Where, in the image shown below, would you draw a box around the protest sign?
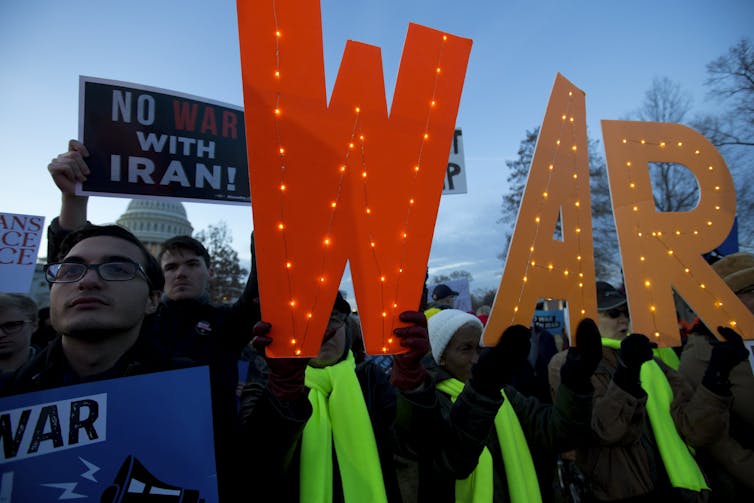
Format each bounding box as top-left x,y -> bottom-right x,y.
237,0 -> 472,356
0,367 -> 217,502
443,129 -> 467,195
78,76 -> 249,204
0,212 -> 44,293
485,73 -> 753,347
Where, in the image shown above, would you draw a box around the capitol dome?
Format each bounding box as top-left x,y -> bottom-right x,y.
116,199 -> 194,256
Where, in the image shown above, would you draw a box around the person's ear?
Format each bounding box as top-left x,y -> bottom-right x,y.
145,291 -> 161,314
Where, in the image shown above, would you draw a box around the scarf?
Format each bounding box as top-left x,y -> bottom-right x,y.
437,378 -> 542,503
301,350 -> 387,503
601,338 -> 708,492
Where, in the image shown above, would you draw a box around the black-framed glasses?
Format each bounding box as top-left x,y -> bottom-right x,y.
0,320 -> 31,335
44,261 -> 151,287
603,307 -> 629,319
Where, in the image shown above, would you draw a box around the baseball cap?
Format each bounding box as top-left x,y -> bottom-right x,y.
432,284 -> 459,301
595,281 -> 627,310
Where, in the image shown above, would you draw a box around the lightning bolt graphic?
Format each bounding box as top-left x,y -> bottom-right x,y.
41,483 -> 86,500
78,457 -> 100,482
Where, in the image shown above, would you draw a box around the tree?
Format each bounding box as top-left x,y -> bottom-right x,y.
695,38 -> 754,149
694,38 -> 754,248
499,127 -> 621,282
430,270 -> 474,285
195,222 -> 248,304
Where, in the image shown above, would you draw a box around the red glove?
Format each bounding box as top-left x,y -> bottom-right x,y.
250,321 -> 309,401
390,311 -> 430,390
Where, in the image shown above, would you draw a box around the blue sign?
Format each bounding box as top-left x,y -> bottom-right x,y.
0,367 -> 217,502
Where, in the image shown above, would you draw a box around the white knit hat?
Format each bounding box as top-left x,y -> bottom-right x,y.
427,309 -> 483,364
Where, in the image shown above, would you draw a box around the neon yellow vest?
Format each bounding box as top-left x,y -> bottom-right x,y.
601,338 -> 708,492
302,351 -> 387,503
437,378 -> 542,503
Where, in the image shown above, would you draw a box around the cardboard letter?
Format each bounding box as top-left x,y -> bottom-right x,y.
602,121 -> 754,345
237,0 -> 471,356
484,74 -> 597,346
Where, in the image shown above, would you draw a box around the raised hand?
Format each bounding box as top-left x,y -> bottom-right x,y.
560,318 -> 603,392
391,311 -> 430,390
470,324 -> 531,397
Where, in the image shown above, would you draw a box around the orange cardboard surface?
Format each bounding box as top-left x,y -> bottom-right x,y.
237,0 -> 471,356
602,121 -> 754,346
484,74 -> 597,346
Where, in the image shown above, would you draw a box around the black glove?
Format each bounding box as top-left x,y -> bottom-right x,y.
612,333 -> 656,397
703,326 -> 750,395
248,321 -> 309,401
390,311 -> 430,390
560,318 -> 603,393
470,324 -> 531,398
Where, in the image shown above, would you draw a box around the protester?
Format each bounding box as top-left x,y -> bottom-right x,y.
679,252 -> 754,501
548,280 -> 731,502
424,283 -> 459,318
46,139 -> 261,500
391,308 -> 600,502
240,291 -> 413,502
0,293 -> 39,373
0,224 -> 176,394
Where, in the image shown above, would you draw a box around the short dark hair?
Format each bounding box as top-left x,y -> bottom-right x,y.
0,293 -> 38,322
57,224 -> 164,291
158,235 -> 211,268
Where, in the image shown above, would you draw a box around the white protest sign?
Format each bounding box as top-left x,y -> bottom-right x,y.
0,212 -> 45,293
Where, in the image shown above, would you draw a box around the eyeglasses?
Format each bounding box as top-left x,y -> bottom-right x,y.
0,320 -> 31,335
44,261 -> 151,287
602,307 -> 629,319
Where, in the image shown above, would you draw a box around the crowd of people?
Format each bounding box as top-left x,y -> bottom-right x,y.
0,140 -> 752,502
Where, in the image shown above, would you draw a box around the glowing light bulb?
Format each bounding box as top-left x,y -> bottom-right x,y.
277,223 -> 285,230
286,261 -> 292,269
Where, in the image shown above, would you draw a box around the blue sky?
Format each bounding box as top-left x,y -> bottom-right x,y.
2,0 -> 753,304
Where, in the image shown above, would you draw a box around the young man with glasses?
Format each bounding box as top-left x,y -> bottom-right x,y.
0,294 -> 39,373
46,140 -> 260,499
0,224 -> 176,393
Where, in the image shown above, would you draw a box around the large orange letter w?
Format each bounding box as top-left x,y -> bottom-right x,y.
237,0 -> 472,356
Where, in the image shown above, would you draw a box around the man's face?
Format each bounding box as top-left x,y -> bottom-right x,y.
160,249 -> 211,301
596,304 -> 630,341
440,324 -> 481,382
50,236 -> 156,338
0,306 -> 36,358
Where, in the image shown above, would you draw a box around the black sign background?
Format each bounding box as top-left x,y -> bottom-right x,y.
80,77 -> 250,204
